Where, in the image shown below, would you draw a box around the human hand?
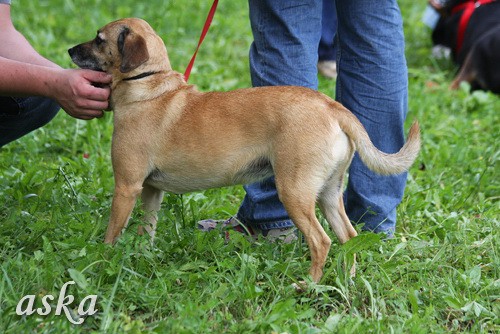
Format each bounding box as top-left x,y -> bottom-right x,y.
53,69 -> 112,120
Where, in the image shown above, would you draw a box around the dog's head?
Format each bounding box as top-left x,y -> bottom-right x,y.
69,18 -> 171,76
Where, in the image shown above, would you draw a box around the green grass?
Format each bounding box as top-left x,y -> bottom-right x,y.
1,0 -> 499,332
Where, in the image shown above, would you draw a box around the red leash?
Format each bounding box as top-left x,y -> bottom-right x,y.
184,0 -> 219,82
452,0 -> 495,53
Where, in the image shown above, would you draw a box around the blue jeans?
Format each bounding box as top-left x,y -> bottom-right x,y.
318,0 -> 337,62
0,96 -> 60,147
239,0 -> 408,236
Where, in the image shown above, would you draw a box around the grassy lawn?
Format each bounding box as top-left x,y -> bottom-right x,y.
1,0 -> 498,332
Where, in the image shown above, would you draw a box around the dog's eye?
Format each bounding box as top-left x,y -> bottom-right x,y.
94,36 -> 105,46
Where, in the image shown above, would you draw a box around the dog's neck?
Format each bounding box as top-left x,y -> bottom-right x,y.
110,70 -> 192,109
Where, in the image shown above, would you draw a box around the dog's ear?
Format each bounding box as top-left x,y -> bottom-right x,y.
117,27 -> 150,73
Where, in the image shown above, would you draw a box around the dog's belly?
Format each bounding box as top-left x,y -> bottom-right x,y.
144,157 -> 274,194
144,170 -> 226,194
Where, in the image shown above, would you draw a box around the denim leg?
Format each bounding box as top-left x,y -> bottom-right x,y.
318,0 -> 337,62
0,96 -> 60,147
239,0 -> 322,230
335,0 -> 409,235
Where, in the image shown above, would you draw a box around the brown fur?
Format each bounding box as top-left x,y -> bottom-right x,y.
69,18 -> 421,283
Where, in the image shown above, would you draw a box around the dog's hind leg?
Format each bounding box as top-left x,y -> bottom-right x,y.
288,200 -> 331,283
275,178 -> 332,282
318,176 -> 358,276
138,184 -> 164,241
318,182 -> 357,244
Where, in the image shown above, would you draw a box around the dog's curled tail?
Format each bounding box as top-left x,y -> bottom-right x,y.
336,104 -> 421,176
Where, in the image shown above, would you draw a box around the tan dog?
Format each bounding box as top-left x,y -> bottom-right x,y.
69,18 -> 420,283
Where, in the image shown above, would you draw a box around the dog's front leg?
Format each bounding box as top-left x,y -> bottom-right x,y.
138,183 -> 164,241
104,183 -> 143,244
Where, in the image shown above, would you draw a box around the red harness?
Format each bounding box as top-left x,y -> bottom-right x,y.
451,0 -> 496,53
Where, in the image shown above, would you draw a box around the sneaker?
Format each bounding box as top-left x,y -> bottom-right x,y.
197,217 -> 298,244
317,60 -> 337,79
259,226 -> 298,243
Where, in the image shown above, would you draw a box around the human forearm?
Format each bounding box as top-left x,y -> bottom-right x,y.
0,57 -> 62,97
0,56 -> 113,120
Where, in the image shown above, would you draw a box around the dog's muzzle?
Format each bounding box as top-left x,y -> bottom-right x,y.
68,45 -> 104,72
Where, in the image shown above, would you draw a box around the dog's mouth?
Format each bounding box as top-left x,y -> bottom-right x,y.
75,62 -> 105,72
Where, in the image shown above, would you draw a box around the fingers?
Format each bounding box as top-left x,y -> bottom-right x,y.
80,96 -> 109,111
74,95 -> 109,119
65,85 -> 109,119
72,109 -> 104,120
64,100 -> 105,119
79,71 -> 111,112
82,70 -> 112,84
56,69 -> 112,120
85,84 -> 111,102
62,91 -> 108,120
79,70 -> 111,101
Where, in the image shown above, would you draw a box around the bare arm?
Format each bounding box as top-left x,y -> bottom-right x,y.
0,4 -> 112,120
0,4 -> 59,68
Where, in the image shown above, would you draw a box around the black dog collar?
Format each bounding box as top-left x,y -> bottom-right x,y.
123,71 -> 159,81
